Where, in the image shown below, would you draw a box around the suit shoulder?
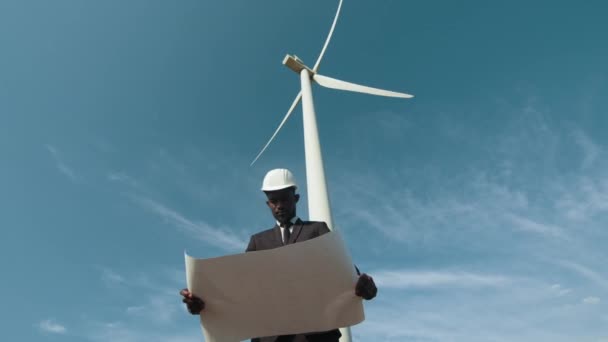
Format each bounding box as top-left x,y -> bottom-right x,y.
299,220 -> 330,234
298,220 -> 327,226
250,226 -> 277,239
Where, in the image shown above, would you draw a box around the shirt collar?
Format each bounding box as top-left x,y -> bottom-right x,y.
277,216 -> 299,229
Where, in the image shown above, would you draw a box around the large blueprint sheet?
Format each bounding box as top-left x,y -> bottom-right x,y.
185,232 -> 364,342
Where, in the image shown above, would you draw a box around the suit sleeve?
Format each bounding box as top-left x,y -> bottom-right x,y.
317,221 -> 331,236
245,236 -> 257,252
306,329 -> 342,341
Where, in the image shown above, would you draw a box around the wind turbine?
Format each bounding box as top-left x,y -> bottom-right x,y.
251,1 -> 412,340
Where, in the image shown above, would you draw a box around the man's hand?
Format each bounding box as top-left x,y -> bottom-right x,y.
180,288 -> 205,315
355,273 -> 377,300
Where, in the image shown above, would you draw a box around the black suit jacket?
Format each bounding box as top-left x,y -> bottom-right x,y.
246,219 -> 342,342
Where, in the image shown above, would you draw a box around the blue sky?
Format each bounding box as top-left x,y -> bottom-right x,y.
1,0 -> 607,341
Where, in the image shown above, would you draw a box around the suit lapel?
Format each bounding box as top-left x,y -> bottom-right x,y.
272,225 -> 284,247
288,219 -> 304,244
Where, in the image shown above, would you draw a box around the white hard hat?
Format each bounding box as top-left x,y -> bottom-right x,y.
261,168 -> 298,192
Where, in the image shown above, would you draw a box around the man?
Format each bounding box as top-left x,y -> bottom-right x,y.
181,168 -> 377,342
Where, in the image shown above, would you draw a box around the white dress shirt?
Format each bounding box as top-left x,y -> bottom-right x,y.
278,216 -> 299,244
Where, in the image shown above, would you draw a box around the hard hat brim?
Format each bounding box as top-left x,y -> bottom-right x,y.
261,184 -> 297,192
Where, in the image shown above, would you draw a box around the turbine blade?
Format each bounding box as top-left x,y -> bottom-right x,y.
313,74 -> 414,99
312,0 -> 344,72
250,92 -> 303,166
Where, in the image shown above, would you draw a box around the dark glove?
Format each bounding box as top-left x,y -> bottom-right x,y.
355,273 -> 377,300
180,288 -> 205,314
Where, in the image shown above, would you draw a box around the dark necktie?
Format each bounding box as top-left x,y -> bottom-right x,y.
283,226 -> 291,244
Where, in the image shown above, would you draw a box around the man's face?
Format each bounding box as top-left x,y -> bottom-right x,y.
265,187 -> 299,225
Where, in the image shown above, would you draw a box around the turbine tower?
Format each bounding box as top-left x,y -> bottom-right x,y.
252,1 -> 413,340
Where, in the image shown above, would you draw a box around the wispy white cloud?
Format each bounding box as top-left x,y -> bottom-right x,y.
354,274 -> 606,342
108,172 -> 140,188
335,169 -> 567,246
150,147 -> 260,207
45,144 -> 78,181
573,129 -> 601,169
98,267 -> 184,323
558,260 -> 608,289
125,306 -> 145,314
106,162 -> 251,253
506,213 -> 567,239
583,296 -> 601,305
336,100 -> 608,256
101,268 -> 127,287
372,269 -> 510,289
130,195 -> 247,252
39,319 -> 67,334
550,284 -> 572,296
83,268 -> 201,342
556,176 -> 608,221
124,295 -> 181,324
98,266 -> 184,296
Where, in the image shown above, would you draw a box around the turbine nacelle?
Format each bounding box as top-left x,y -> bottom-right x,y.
283,54 -> 314,76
